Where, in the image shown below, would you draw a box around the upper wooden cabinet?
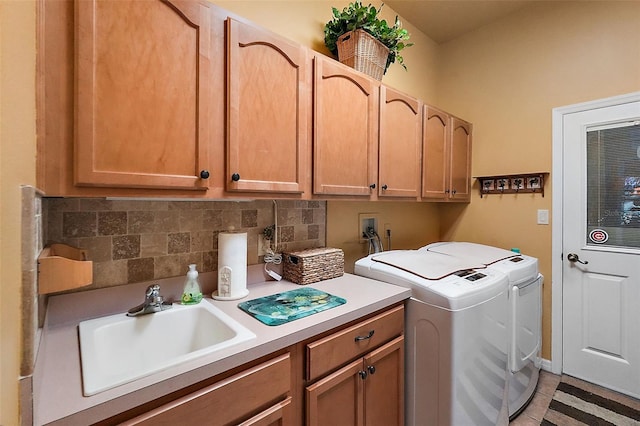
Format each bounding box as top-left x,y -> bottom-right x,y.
74,0 -> 213,190
225,18 -> 309,194
422,106 -> 449,200
378,86 -> 422,199
422,106 -> 472,202
449,117 -> 472,202
313,56 -> 379,197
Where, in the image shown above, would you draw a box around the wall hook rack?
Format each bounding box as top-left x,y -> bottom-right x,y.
475,172 -> 548,198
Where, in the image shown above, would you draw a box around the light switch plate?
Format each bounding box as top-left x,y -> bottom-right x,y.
537,209 -> 549,225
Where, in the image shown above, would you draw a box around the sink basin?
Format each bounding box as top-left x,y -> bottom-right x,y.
78,302 -> 256,396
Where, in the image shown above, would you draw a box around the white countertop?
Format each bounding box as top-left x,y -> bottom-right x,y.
33,272 -> 409,425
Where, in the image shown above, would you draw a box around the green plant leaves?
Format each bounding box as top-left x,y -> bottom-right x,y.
324,1 -> 413,73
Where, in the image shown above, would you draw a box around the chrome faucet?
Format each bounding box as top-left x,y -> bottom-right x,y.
127,284 -> 173,317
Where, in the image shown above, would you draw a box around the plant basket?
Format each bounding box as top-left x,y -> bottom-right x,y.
336,29 -> 389,80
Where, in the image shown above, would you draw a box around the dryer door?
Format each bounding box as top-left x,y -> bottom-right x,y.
510,275 -> 543,372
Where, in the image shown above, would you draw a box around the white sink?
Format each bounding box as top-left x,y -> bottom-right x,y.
78,302 -> 255,396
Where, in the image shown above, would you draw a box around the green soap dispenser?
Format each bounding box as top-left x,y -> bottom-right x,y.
181,264 -> 203,305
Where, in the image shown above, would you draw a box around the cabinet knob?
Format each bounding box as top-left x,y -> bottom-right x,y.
231,173 -> 241,182
367,365 -> 376,375
199,170 -> 210,179
451,189 -> 457,195
381,184 -> 388,190
358,370 -> 368,380
445,189 -> 450,194
369,183 -> 376,190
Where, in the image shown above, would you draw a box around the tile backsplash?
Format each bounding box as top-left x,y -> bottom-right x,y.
43,198 -> 326,290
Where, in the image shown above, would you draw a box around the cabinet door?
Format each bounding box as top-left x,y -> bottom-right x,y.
378,86 -> 422,199
449,117 -> 472,202
239,396 -> 293,426
313,56 -> 379,196
226,18 -> 308,193
421,105 -> 449,200
306,358 -> 364,426
75,0 -> 212,190
363,336 -> 405,426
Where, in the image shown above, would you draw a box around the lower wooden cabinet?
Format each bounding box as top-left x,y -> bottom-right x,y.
122,354 -> 291,426
306,336 -> 404,426
305,305 -> 405,426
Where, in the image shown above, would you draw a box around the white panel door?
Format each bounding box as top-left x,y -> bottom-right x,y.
562,99 -> 640,399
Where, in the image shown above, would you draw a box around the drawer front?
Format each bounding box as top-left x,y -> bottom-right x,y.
306,305 -> 404,382
123,353 -> 290,426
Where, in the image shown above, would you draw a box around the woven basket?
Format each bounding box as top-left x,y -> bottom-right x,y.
283,247 -> 344,285
336,29 -> 389,81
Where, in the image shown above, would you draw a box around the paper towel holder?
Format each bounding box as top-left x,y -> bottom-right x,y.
212,266 -> 249,301
212,231 -> 250,301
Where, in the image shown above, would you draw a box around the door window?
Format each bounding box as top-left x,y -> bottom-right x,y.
586,121 -> 640,249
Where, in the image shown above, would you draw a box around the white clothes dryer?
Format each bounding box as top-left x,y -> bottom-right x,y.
421,242 -> 543,419
355,250 -> 511,426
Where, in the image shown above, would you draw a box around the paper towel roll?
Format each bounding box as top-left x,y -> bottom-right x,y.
216,232 -> 248,300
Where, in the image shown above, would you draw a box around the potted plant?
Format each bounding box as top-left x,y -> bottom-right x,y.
324,2 -> 413,79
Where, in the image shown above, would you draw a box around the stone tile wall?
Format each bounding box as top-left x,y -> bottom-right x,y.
43,198 -> 326,289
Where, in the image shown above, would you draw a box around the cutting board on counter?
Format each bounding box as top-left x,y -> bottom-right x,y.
238,287 -> 346,326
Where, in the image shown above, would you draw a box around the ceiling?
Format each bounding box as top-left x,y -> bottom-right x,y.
383,1 -> 534,44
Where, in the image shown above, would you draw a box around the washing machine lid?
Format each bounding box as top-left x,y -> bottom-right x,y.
421,242 -> 539,287
421,242 -> 518,264
355,250 -> 509,310
370,250 -> 484,280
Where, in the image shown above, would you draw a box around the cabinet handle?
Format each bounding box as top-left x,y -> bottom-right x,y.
199,170 -> 210,179
381,184 -> 388,190
369,183 -> 376,190
367,365 -> 376,375
231,173 -> 241,182
358,370 -> 368,380
354,330 -> 375,341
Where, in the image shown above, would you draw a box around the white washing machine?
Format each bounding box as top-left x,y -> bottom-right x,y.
421,242 -> 542,419
355,250 -> 510,426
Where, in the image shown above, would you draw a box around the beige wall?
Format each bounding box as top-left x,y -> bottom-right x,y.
437,1 -> 640,359
1,0 -> 37,424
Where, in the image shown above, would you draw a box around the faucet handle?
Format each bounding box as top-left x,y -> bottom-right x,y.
145,284 -> 160,296
144,284 -> 162,303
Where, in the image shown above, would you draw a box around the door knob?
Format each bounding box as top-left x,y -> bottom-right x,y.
567,253 -> 588,264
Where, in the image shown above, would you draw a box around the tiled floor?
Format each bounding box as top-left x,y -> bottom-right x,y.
509,370 -> 561,425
